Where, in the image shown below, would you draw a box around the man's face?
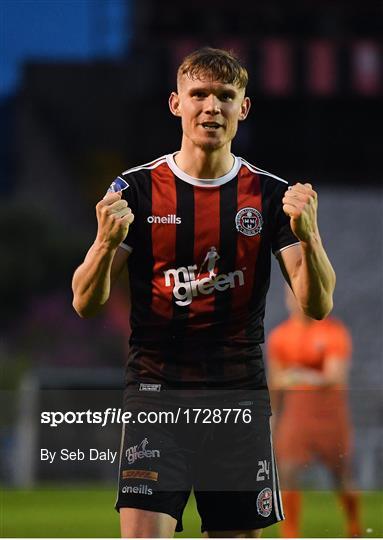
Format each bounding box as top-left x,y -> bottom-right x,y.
169,73 -> 251,152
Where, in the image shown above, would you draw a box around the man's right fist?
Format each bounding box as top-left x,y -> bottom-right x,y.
95,191 -> 134,250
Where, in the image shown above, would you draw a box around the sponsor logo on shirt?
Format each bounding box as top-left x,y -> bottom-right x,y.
164,247 -> 245,307
147,214 -> 181,224
125,438 -> 160,465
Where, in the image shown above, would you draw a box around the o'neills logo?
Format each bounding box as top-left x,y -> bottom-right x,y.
121,484 -> 153,495
147,214 -> 181,224
164,247 -> 245,307
125,438 -> 160,465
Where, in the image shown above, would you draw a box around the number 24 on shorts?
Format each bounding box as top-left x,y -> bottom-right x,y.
256,460 -> 271,481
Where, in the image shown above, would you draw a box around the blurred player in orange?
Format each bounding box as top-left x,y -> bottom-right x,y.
267,285 -> 362,538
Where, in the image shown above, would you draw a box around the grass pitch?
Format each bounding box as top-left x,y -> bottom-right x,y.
1,487 -> 382,537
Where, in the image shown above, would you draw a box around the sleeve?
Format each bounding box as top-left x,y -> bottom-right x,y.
325,319 -> 352,361
270,182 -> 300,257
105,173 -> 139,253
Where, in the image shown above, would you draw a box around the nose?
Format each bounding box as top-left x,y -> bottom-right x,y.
204,94 -> 221,114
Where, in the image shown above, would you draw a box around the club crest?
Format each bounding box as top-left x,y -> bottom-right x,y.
235,207 -> 263,237
256,487 -> 273,517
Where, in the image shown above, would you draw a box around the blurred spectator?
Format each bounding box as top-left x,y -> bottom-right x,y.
267,285 -> 361,538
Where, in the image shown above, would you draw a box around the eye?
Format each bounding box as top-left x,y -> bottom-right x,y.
220,93 -> 234,102
192,91 -> 206,99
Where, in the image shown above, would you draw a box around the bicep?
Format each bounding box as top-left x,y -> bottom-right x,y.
277,243 -> 302,288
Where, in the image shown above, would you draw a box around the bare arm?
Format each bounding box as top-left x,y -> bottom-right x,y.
72,245 -> 129,317
270,356 -> 349,388
72,191 -> 134,318
279,183 -> 336,319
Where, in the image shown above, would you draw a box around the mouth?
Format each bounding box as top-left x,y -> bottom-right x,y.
200,122 -> 222,131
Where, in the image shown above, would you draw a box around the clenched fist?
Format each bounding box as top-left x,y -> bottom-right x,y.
283,182 -> 318,243
95,191 -> 134,250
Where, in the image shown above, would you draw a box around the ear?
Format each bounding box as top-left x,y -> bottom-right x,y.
238,96 -> 251,121
169,92 -> 181,117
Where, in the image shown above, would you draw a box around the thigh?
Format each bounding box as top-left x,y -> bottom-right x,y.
115,396 -> 191,532
194,412 -> 284,532
203,528 -> 262,538
315,421 -> 352,474
120,507 -> 177,538
275,414 -> 313,468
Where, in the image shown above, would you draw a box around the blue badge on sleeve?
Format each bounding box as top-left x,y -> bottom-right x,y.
107,176 -> 129,193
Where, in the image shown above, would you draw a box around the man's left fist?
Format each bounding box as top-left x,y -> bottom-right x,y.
282,182 -> 318,243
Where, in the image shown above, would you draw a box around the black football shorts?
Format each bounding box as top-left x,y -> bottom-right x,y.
115,389 -> 284,532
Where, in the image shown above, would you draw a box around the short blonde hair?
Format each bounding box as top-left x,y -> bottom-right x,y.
177,47 -> 248,90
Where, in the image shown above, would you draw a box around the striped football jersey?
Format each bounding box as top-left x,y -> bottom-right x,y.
109,153 -> 299,389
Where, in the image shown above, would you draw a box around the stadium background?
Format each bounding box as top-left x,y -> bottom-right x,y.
1,0 -> 382,537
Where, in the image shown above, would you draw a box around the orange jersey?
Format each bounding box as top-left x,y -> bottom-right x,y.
267,316 -> 351,374
267,316 -> 352,420
267,317 -> 353,466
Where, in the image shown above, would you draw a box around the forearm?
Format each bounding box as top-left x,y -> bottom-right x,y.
293,232 -> 336,319
281,368 -> 333,387
72,240 -> 117,317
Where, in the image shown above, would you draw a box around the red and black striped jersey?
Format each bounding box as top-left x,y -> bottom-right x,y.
108,153 -> 299,390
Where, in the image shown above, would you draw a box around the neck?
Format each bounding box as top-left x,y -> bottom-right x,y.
175,139 -> 234,179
